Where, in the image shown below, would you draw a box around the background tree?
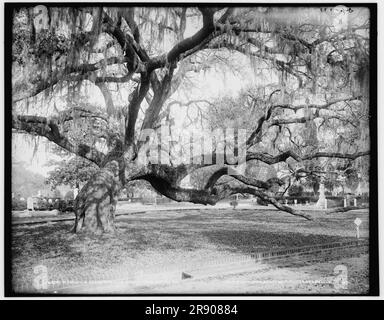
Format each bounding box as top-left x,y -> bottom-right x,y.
46,157 -> 99,189
64,190 -> 74,201
52,189 -> 63,199
11,5 -> 371,233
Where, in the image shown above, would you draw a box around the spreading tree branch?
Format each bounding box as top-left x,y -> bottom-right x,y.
124,73 -> 151,146
12,115 -> 105,165
247,96 -> 362,146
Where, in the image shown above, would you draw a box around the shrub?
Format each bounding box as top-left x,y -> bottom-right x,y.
326,198 -> 344,208
256,198 -> 269,206
12,198 -> 27,211
64,190 -> 74,200
288,185 -> 304,197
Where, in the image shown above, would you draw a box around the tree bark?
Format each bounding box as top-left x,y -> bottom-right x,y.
73,160 -> 122,234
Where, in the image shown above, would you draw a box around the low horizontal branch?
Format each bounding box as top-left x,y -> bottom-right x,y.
12,114 -> 105,165
13,56 -> 130,103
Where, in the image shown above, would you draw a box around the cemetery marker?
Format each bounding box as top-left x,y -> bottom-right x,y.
354,218 -> 362,239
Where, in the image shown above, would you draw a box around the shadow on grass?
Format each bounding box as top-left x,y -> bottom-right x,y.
12,223 -> 75,263
11,209 -> 362,293
201,229 -> 351,256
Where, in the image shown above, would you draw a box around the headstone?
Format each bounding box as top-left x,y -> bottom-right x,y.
294,199 -> 297,206
316,182 -> 327,209
344,198 -> 347,208
354,198 -> 357,207
27,197 -> 34,211
354,218 -> 362,239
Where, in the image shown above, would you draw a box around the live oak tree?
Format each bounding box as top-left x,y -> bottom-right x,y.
11,6 -> 371,233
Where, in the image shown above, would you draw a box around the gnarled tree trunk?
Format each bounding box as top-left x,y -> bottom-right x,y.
73,160 -> 122,234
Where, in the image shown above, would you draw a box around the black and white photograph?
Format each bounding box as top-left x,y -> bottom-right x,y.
3,2 -> 380,298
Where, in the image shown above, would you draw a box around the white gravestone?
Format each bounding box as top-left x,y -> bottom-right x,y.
316,182 -> 327,209
27,197 -> 34,211
354,218 -> 362,239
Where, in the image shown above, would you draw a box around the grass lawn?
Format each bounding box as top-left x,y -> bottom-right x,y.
11,207 -> 369,294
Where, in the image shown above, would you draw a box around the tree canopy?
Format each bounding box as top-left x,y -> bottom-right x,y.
11,5 -> 371,225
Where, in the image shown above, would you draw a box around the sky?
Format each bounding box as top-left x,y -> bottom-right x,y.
12,134 -> 61,176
